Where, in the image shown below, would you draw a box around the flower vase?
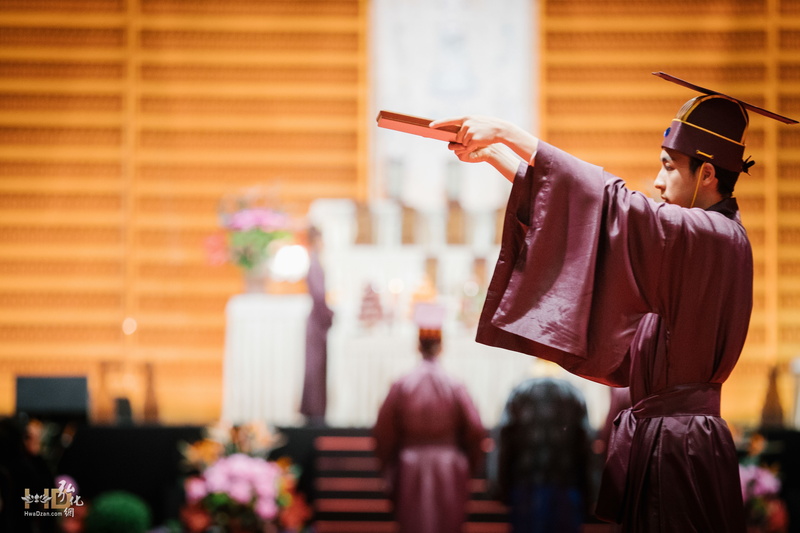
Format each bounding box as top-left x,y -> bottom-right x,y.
242,266 -> 270,294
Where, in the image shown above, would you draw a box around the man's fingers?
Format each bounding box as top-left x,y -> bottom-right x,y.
429,117 -> 465,129
453,146 -> 482,159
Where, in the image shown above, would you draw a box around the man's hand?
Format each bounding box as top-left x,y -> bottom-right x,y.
449,143 -> 497,164
430,116 -> 506,151
430,115 -> 539,182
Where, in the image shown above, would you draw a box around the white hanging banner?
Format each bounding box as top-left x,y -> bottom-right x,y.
370,0 -> 536,213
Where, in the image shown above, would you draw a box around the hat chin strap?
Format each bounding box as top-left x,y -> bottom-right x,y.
689,166 -> 703,208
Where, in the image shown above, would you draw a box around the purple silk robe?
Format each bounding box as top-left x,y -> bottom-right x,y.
477,142 -> 751,532
300,250 -> 333,421
373,359 -> 486,533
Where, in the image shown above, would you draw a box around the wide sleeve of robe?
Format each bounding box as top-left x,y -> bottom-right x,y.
476,141 -> 746,387
454,383 -> 486,473
372,381 -> 402,470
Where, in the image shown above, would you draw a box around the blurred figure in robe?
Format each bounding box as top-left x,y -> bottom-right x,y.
373,303 -> 486,533
488,377 -> 594,533
300,226 -> 334,426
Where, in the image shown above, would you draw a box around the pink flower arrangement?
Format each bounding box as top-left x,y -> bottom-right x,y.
186,454 -> 281,522
180,423 -> 313,533
739,464 -> 788,532
226,208 -> 289,233
205,188 -> 294,272
740,464 -> 781,501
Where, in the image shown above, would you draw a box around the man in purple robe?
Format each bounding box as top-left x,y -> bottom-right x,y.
428,75 -> 797,531
372,303 -> 486,533
300,226 -> 333,426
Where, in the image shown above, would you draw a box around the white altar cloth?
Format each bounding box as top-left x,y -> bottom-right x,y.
222,293 -> 311,426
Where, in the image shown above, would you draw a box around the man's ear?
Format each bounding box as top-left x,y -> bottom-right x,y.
700,162 -> 717,185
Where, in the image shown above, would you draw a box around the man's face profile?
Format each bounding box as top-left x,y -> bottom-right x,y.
654,148 -> 697,207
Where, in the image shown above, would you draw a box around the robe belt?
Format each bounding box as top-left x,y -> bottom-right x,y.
630,381 -> 721,419
594,382 -> 722,523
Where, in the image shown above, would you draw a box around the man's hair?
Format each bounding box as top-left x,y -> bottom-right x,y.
689,157 -> 738,197
419,337 -> 441,358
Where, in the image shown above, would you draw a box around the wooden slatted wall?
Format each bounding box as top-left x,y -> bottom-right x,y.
3,0 -> 799,428
0,0 -> 368,424
540,0 -> 799,425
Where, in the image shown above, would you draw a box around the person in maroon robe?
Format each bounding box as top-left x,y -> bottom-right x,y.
427,74 -> 798,532
372,303 -> 486,533
300,226 -> 334,426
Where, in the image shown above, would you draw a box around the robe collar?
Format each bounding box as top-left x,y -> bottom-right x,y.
705,197 -> 739,220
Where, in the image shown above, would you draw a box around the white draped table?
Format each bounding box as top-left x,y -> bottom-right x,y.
222,293 -> 311,426
325,325 -> 536,427
220,280 -> 611,429
325,324 -> 612,429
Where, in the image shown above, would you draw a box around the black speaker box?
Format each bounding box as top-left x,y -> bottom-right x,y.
15,376 -> 88,423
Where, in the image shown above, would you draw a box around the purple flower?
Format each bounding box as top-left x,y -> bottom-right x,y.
227,209 -> 288,232
204,462 -> 231,494
253,463 -> 280,501
740,464 -> 781,501
184,476 -> 208,503
254,497 -> 278,520
193,451 -> 289,525
227,481 -> 253,505
226,453 -> 256,480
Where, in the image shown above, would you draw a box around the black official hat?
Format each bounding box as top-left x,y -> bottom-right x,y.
654,71 -> 798,174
